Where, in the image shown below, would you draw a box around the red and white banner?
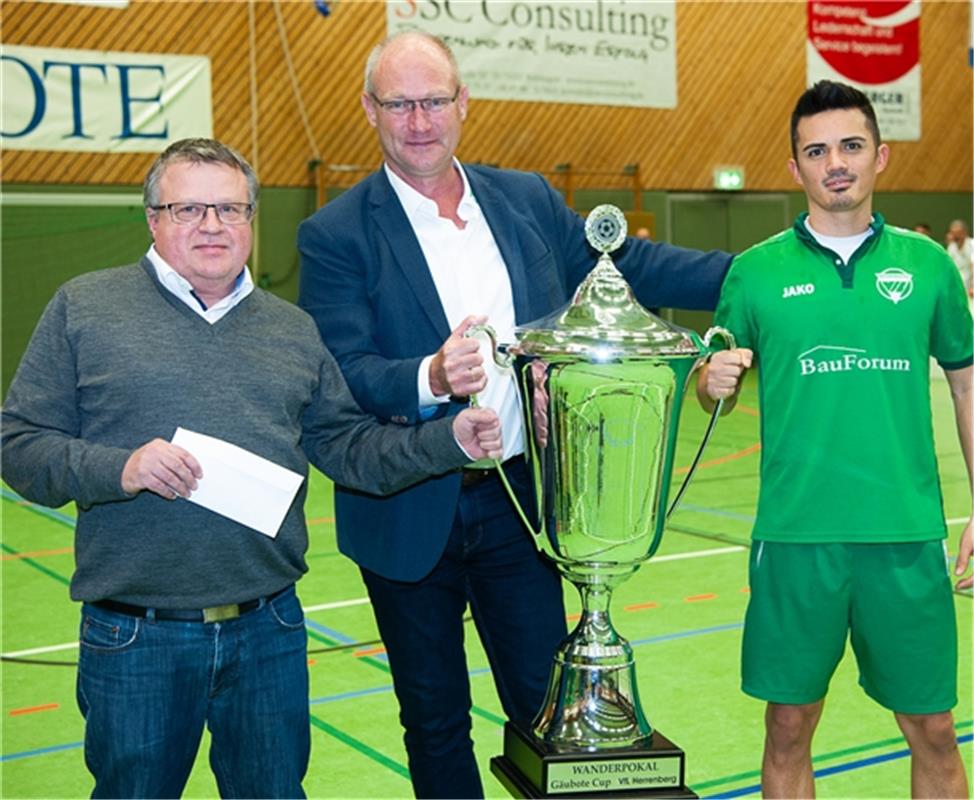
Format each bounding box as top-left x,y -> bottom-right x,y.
807,1 -> 921,141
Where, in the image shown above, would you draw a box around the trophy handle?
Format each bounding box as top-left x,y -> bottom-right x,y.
665,326 -> 738,518
463,324 -> 513,412
462,325 -> 544,541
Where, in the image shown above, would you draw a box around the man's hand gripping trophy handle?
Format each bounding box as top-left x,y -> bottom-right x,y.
666,326 -> 738,516
429,315 -> 505,461
461,322 -> 544,542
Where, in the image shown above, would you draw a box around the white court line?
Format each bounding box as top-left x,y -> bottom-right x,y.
652,545 -> 746,562
303,597 -> 371,613
303,549 -> 747,613
946,517 -> 969,525
0,548 -> 747,658
2,641 -> 78,658
0,603 -> 374,659
16,534 -> 974,659
1,599 -> 372,658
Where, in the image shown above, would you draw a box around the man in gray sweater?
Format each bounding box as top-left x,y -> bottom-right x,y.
1,138 -> 502,799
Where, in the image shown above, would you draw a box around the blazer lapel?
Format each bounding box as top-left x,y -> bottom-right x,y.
368,172 -> 452,341
466,168 -> 533,324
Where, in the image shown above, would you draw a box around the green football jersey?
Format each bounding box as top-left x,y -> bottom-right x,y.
715,213 -> 973,543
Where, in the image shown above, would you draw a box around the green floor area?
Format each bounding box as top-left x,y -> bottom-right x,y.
2,373 -> 971,798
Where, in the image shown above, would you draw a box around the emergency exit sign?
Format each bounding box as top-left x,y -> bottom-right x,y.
713,166 -> 745,191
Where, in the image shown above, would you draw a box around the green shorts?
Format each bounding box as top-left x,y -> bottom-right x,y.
742,540 -> 958,714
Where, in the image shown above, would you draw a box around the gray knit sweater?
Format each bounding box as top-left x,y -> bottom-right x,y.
1,260 -> 469,606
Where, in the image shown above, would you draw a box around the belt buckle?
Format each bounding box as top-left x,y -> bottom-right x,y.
203,604 -> 240,623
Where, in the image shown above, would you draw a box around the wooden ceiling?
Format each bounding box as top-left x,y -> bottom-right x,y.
2,0 -> 970,192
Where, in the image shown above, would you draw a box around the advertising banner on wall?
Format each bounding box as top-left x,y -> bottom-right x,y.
386,0 -> 677,108
807,0 -> 921,141
1,45 -> 212,152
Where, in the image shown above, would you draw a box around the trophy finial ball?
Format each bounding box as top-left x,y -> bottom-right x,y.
585,205 -> 627,255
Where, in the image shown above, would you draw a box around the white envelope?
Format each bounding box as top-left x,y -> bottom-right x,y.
171,427 -> 305,538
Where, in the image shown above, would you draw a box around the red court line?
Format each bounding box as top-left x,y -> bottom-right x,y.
737,404 -> 760,417
354,646 -> 386,658
740,587 -> 751,594
9,703 -> 59,716
675,442 -> 761,475
624,602 -> 660,612
306,517 -> 335,525
566,613 -> 581,622
685,593 -> 717,603
1,547 -> 74,561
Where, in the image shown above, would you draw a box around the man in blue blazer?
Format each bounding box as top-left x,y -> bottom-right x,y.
298,31 -> 732,799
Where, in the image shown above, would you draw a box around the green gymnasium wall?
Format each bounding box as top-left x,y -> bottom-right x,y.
2,186 -> 971,397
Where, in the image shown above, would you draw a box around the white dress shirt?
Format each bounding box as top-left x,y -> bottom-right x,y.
147,245 -> 254,324
385,162 -> 524,461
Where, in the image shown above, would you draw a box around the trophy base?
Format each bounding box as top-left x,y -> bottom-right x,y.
490,721 -> 697,798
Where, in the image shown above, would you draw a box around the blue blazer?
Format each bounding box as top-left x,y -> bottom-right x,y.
298,165 -> 731,581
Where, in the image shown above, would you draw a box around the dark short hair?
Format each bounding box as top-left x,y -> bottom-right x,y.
790,81 -> 881,159
143,138 -> 259,208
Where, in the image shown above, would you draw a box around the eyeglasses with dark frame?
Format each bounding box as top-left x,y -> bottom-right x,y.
150,202 -> 255,225
368,88 -> 460,116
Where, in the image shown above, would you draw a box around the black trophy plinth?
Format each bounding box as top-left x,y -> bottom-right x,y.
490,722 -> 698,798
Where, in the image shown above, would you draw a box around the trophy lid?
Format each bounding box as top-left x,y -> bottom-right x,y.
509,206 -> 703,360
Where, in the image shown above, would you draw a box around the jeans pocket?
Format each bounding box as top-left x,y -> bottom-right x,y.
267,590 -> 305,630
80,608 -> 141,652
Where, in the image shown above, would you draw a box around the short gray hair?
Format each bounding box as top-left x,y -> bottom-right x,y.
363,30 -> 461,96
143,138 -> 259,208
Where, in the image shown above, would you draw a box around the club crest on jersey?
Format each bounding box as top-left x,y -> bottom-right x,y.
782,283 -> 815,299
875,268 -> 913,304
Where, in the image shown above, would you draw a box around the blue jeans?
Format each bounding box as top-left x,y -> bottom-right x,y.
362,461 -> 567,799
76,586 -> 309,799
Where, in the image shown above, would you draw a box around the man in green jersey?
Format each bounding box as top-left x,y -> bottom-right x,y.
698,81 -> 973,798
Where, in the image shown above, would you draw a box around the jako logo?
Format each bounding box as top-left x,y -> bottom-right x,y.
797,345 -> 911,376
783,283 -> 815,299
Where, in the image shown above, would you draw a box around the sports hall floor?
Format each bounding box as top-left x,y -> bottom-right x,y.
2,370 -> 971,799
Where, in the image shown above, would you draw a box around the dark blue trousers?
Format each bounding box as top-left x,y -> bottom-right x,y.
361,461 -> 567,799
77,586 -> 309,799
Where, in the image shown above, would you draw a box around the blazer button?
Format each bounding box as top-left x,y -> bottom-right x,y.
391,415 -> 409,425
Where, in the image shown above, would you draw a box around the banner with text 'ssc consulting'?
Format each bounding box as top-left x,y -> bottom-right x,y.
387,0 -> 677,108
1,45 -> 212,152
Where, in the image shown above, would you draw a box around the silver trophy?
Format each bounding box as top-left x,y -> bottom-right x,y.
470,205 -> 733,797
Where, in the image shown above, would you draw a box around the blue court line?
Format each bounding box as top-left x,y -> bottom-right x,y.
310,684 -> 394,705
1,741 -> 82,762
305,617 -> 391,663
1,487 -> 76,528
305,623 -> 743,707
310,668 -> 492,706
632,621 -> 743,647
5,488 -> 968,776
703,733 -> 973,798
304,617 -> 357,645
